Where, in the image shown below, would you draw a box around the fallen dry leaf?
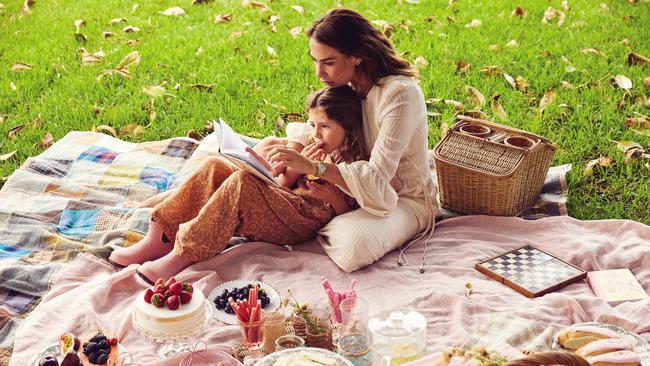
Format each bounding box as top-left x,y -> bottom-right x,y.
40,132 -> 54,149
426,98 -> 465,110
74,19 -> 85,32
161,7 -> 185,16
103,31 -> 116,38
488,44 -> 500,51
256,110 -> 266,127
625,116 -> 650,128
372,20 -> 393,37
583,156 -> 613,177
266,46 -> 277,57
542,7 -> 565,26
8,124 -> 25,139
117,51 -> 141,69
11,62 -> 32,71
644,77 -> 650,88
214,13 -> 232,23
192,0 -> 213,4
465,19 -> 482,28
291,5 -> 304,14
20,0 -> 34,16
0,150 -> 18,162
613,139 -> 646,164
414,56 -> 429,69
187,129 -> 203,140
491,95 -> 508,119
123,25 -> 140,33
289,26 -> 303,38
511,6 -> 527,17
481,65 -> 503,76
94,125 -> 117,137
463,110 -> 488,119
143,85 -> 165,97
275,116 -> 285,131
581,48 -> 607,57
560,80 -> 573,89
628,52 -> 650,66
126,39 -> 138,46
120,123 -> 146,139
79,48 -> 105,65
243,0 -> 270,11
195,47 -> 204,56
110,18 -> 127,24
611,75 -> 633,90
506,39 -> 519,47
515,76 -> 529,92
189,83 -> 214,91
539,89 -> 556,112
561,0 -> 571,11
446,16 -> 458,24
503,73 -> 516,88
455,59 -> 470,73
10,82 -> 17,91
465,85 -> 485,109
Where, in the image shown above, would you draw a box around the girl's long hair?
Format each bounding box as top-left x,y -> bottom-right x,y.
306,85 -> 368,163
307,8 -> 416,85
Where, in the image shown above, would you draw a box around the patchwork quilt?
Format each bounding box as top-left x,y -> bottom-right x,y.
0,130 -> 568,363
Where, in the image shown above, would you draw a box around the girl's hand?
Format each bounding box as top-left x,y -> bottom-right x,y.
246,146 -> 283,176
268,145 -> 320,175
300,141 -> 325,161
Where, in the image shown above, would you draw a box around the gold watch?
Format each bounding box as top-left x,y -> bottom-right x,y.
314,161 -> 328,178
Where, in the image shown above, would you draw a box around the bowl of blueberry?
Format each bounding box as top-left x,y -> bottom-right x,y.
207,280 -> 281,325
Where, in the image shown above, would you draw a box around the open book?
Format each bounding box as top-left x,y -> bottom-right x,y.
216,118 -> 280,187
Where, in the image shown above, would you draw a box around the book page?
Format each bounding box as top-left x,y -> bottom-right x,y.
217,118 -> 279,187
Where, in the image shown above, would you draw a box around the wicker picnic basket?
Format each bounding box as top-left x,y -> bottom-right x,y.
433,115 -> 556,216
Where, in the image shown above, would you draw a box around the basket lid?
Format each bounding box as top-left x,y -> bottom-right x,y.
435,131 -> 526,175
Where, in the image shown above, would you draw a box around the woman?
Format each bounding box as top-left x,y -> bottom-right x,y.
267,8 -> 438,272
109,85 -> 366,283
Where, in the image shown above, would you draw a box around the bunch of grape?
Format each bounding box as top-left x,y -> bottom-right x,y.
213,284 -> 271,313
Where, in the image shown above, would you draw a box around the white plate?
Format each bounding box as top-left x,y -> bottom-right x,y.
552,322 -> 650,366
207,279 -> 281,325
253,347 -> 353,366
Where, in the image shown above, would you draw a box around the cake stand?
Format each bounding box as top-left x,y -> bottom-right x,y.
132,300 -> 214,358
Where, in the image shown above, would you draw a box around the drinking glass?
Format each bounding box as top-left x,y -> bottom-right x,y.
237,312 -> 266,363
338,297 -> 371,365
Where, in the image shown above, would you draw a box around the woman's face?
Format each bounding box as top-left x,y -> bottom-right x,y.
309,37 -> 360,87
308,108 -> 346,154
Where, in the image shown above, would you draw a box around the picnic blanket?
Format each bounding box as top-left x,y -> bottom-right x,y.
0,130 -> 570,364
8,215 -> 650,365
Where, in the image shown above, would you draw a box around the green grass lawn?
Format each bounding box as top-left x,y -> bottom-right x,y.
1,0 -> 649,222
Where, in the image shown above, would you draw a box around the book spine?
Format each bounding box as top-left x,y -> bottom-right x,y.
586,272 -> 606,298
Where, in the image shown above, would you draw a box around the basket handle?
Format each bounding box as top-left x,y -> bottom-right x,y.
456,115 -> 557,151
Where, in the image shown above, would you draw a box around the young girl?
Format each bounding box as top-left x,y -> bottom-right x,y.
109,85 -> 366,283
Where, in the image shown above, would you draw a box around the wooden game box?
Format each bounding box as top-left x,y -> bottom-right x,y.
476,245 -> 587,298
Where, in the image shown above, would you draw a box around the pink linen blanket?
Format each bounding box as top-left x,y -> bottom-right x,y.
10,215 -> 650,365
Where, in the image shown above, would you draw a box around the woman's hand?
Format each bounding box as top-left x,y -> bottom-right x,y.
306,180 -> 352,215
268,141 -> 324,175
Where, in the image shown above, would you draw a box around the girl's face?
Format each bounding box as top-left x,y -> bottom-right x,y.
309,37 -> 360,87
308,108 -> 346,154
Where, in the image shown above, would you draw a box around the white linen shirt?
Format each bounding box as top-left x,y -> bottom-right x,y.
336,75 -> 438,229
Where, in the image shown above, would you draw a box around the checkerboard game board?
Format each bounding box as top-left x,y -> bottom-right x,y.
476,245 -> 587,297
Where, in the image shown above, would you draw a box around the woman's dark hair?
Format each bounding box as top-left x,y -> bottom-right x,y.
306,85 -> 368,162
505,352 -> 591,366
307,8 -> 416,85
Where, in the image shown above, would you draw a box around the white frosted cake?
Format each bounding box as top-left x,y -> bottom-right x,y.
133,288 -> 206,336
